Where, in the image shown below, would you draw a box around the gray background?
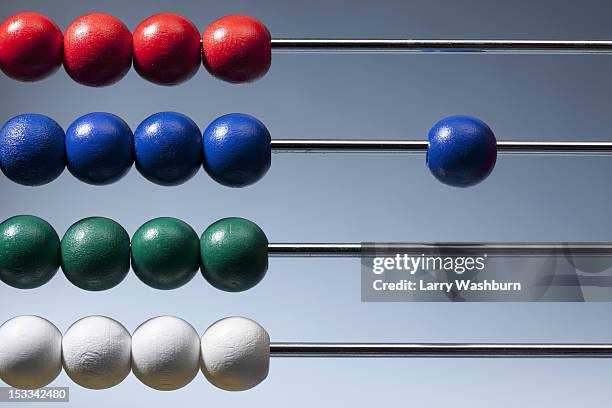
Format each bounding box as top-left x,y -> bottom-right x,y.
2,0 -> 612,406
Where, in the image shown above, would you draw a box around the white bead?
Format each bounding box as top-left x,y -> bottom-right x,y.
131,316 -> 200,391
201,316 -> 269,391
0,316 -> 62,389
62,316 -> 131,389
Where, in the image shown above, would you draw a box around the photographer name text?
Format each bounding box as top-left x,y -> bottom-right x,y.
372,279 -> 522,292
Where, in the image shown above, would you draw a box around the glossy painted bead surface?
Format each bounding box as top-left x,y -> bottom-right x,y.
0,215 -> 60,289
0,13 -> 62,81
0,114 -> 65,186
61,217 -> 130,291
131,217 -> 200,290
427,115 -> 497,187
63,14 -> 132,87
202,15 -> 271,83
133,14 -> 201,85
65,112 -> 134,185
134,112 -> 202,186
203,113 -> 271,187
200,217 -> 268,292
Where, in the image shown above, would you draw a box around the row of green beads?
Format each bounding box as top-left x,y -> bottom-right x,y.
0,215 -> 268,292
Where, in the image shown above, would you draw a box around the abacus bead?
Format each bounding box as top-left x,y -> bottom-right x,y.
200,217 -> 268,292
202,15 -> 271,83
0,215 -> 60,289
0,114 -> 65,186
201,317 -> 270,391
134,112 -> 202,186
0,316 -> 62,389
131,316 -> 200,391
61,217 -> 130,291
131,217 -> 200,290
63,14 -> 132,87
133,14 -> 201,86
427,115 -> 497,187
65,112 -> 134,185
62,316 -> 131,390
203,113 -> 271,187
0,13 -> 62,81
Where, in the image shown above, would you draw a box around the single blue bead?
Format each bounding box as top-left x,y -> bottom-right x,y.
203,113 -> 271,187
0,113 -> 65,186
427,115 -> 497,187
134,112 -> 202,186
65,112 -> 134,185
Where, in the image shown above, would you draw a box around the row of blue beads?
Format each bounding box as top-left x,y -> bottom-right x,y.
0,112 -> 272,187
0,113 -> 497,188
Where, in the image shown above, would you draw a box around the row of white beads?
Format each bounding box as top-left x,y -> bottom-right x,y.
0,315 -> 270,392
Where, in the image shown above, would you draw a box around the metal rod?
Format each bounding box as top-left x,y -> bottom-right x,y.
269,243 -> 361,257
271,39 -> 612,54
270,343 -> 612,358
271,140 -> 612,154
268,243 -> 612,257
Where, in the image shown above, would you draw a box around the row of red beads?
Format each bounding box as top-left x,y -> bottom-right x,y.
0,12 -> 271,86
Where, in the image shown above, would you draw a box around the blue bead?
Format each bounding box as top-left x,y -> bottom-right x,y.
427,115 -> 497,187
0,114 -> 65,186
203,113 -> 271,187
65,112 -> 133,185
134,112 -> 202,186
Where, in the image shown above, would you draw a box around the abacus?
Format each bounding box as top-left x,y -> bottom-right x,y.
0,9 -> 609,395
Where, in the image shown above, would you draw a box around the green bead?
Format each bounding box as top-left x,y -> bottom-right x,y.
61,217 -> 130,291
200,217 -> 268,292
131,217 -> 200,290
0,215 -> 60,289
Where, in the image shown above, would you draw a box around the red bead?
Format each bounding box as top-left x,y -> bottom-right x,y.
202,15 -> 271,83
63,14 -> 132,87
0,13 -> 62,81
133,14 -> 201,86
